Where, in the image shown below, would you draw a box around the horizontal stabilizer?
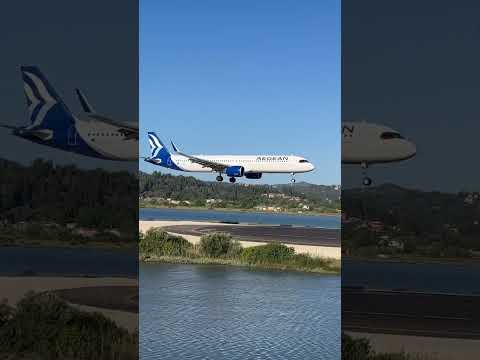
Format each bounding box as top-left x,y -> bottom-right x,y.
0,124 -> 19,130
24,128 -> 53,141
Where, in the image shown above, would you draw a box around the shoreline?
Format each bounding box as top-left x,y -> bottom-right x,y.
139,220 -> 341,259
0,276 -> 138,332
0,240 -> 137,250
344,255 -> 480,266
139,220 -> 341,273
140,205 -> 340,217
140,255 -> 340,274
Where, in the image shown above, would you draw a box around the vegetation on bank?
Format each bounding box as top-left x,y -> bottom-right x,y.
139,227 -> 340,273
0,292 -> 137,360
139,171 -> 340,214
342,333 -> 437,360
0,222 -> 137,248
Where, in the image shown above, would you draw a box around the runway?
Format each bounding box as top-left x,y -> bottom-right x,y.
343,288 -> 480,339
161,224 -> 340,247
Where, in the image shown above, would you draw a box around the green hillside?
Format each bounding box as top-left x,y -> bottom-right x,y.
139,171 -> 340,214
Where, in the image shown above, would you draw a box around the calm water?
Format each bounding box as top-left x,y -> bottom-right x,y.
343,259 -> 480,294
0,247 -> 137,277
140,263 -> 340,360
140,207 -> 340,228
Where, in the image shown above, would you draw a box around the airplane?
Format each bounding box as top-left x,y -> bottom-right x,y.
342,121 -> 416,186
144,132 -> 315,183
0,66 -> 138,161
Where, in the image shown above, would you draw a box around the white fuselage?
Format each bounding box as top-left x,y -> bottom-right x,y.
76,117 -> 138,161
171,154 -> 314,174
342,122 -> 416,165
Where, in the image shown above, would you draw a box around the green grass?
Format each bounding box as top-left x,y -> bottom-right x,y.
140,228 -> 340,273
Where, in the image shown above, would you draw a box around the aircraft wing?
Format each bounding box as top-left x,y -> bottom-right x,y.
87,113 -> 139,140
175,151 -> 228,172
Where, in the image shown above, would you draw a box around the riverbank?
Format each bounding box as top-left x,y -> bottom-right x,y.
141,254 -> 340,274
0,223 -> 136,249
140,205 -> 340,217
139,222 -> 340,273
0,276 -> 138,332
344,254 -> 480,265
140,220 -> 341,259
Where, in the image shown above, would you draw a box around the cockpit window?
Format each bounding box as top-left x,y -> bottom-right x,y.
381,132 -> 404,140
299,159 -> 309,163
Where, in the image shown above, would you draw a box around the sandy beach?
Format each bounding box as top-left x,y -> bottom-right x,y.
139,220 -> 341,259
347,331 -> 480,360
0,276 -> 138,332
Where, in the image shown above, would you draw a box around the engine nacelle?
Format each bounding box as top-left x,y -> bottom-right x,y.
245,172 -> 262,179
225,166 -> 244,177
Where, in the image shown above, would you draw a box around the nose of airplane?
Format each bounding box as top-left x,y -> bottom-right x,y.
406,141 -> 417,159
309,163 -> 315,171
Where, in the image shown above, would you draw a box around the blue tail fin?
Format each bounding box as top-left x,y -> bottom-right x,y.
147,132 -> 171,161
21,66 -> 74,131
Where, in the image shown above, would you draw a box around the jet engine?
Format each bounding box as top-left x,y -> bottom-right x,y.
245,172 -> 262,179
225,166 -> 244,177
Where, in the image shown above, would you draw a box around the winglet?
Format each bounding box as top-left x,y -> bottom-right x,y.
171,140 -> 180,153
75,88 -> 95,113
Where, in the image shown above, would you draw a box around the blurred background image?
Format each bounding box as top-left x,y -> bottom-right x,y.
0,1 -> 138,359
342,1 -> 480,359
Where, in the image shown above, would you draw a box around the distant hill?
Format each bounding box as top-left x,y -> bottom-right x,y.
139,171 -> 340,213
343,183 -> 478,234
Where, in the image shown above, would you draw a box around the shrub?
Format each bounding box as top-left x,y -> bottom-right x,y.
341,333 -> 429,360
241,243 -> 295,265
139,228 -> 192,257
226,239 -> 243,258
342,333 -> 372,360
161,234 -> 193,256
199,232 -> 238,258
0,292 -> 137,360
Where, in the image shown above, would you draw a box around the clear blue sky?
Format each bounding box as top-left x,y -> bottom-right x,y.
140,0 -> 340,185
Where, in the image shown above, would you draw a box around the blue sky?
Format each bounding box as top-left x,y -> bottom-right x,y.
140,0 -> 340,184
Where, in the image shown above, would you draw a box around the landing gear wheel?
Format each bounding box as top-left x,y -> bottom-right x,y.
362,177 -> 372,186
290,172 -> 296,183
229,177 -> 236,183
216,175 -> 223,182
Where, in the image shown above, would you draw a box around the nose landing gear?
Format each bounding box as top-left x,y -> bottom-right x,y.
361,162 -> 372,187
362,177 -> 372,186
290,172 -> 296,183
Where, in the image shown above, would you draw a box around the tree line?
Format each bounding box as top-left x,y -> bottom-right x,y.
0,158 -> 138,232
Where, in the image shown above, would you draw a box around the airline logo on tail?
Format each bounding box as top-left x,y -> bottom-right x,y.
22,68 -> 57,128
20,66 -> 74,135
145,132 -> 180,169
148,132 -> 164,160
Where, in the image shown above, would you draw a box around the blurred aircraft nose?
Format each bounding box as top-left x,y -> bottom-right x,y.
404,140 -> 417,160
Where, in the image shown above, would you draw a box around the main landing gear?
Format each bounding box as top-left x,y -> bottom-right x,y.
215,173 -> 236,184
361,162 -> 372,187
